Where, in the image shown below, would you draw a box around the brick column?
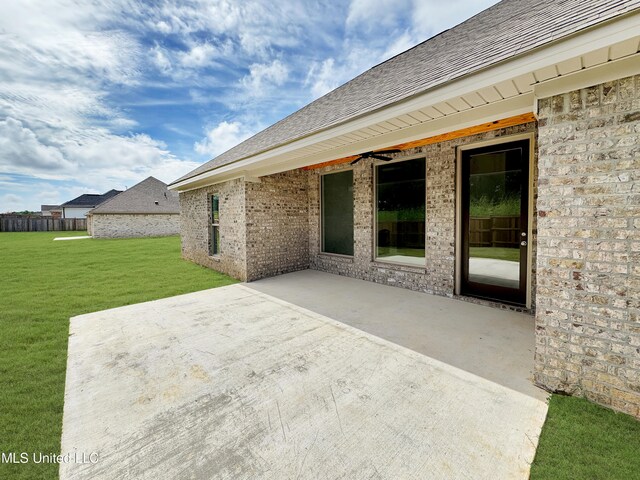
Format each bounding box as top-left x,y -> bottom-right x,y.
535,75 -> 640,417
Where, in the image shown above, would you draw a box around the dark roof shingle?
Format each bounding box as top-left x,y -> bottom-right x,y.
61,189 -> 122,208
89,177 -> 179,215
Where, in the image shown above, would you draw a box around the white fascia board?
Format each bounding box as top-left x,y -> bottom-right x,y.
169,173 -> 247,192
534,52 -> 640,100
172,94 -> 532,190
169,171 -> 261,192
170,94 -> 532,191
171,11 -> 640,191
250,95 -> 534,178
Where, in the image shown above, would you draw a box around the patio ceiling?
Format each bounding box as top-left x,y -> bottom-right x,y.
170,16 -> 640,191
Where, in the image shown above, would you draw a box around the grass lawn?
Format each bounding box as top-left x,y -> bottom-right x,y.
469,246 -> 520,262
0,232 -> 236,480
531,395 -> 640,479
2,233 -> 638,479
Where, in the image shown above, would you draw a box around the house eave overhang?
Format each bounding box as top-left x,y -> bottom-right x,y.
169,11 -> 640,192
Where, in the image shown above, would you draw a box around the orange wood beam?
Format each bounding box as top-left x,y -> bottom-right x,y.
302,112 -> 536,171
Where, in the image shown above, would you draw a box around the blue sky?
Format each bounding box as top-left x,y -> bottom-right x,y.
0,0 -> 498,212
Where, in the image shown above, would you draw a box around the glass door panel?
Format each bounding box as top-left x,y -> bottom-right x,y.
461,139 -> 529,305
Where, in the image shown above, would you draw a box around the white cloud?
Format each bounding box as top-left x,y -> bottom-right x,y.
178,42 -> 220,69
150,39 -> 236,80
0,0 -> 501,213
194,121 -> 255,157
0,178 -> 98,212
346,0 -> 499,54
241,60 -> 289,97
382,30 -> 418,59
303,0 -> 500,101
151,44 -> 173,74
0,20 -> 141,88
1,193 -> 22,212
0,118 -> 71,172
154,20 -> 173,35
306,58 -> 340,99
143,1 -> 321,56
35,189 -> 64,204
0,117 -> 198,189
304,41 -> 396,101
411,0 -> 498,38
0,0 -> 199,208
346,0 -> 411,31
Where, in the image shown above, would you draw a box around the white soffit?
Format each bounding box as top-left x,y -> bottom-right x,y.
171,17 -> 640,191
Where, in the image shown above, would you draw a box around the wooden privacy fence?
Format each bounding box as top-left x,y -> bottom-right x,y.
0,216 -> 87,232
469,216 -> 520,248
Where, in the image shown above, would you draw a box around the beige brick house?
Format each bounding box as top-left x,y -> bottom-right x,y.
88,177 -> 180,238
170,0 -> 640,417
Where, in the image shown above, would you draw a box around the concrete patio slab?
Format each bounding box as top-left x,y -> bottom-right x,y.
53,236 -> 92,241
469,257 -> 520,289
61,281 -> 547,479
251,270 -> 545,399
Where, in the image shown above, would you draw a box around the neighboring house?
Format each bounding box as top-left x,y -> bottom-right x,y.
40,205 -> 62,218
61,190 -> 122,219
170,0 -> 640,417
87,177 -> 180,238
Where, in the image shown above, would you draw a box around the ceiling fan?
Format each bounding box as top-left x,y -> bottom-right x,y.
350,149 -> 401,165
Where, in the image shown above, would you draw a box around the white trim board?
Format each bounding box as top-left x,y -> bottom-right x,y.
534,52 -> 640,101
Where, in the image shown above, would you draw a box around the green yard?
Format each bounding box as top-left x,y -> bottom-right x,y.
0,232 -> 638,479
530,395 -> 640,479
0,232 -> 236,480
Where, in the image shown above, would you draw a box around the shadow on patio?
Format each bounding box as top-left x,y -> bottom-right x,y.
249,269 -> 546,400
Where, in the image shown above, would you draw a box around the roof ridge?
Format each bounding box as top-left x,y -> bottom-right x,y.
87,189 -> 123,212
89,177 -> 178,214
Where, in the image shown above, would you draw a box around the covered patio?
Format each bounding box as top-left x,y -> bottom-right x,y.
61,270 -> 547,479
251,270 -> 544,399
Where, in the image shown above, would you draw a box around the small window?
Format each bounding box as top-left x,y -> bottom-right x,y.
321,170 -> 354,256
376,158 -> 426,265
209,195 -> 220,256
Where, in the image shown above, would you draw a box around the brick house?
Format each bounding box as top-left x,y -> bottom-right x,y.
170,0 -> 640,417
60,189 -> 122,219
87,177 -> 180,238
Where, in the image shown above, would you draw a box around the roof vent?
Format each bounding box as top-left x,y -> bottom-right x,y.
154,201 -> 159,205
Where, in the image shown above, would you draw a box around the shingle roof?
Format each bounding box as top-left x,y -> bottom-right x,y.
40,205 -> 61,212
173,0 -> 639,185
89,177 -> 180,215
61,190 -> 122,208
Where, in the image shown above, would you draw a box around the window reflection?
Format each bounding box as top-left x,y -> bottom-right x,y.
376,158 -> 425,265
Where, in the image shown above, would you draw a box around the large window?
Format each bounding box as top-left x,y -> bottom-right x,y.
321,170 -> 354,256
376,158 -> 426,265
209,194 -> 220,256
